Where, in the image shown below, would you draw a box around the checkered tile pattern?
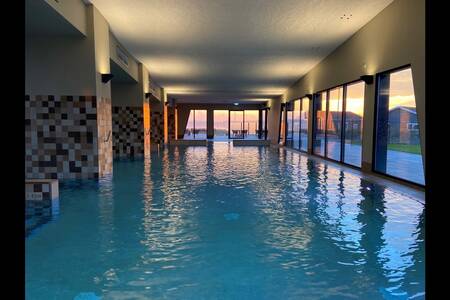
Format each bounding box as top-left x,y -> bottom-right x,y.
168,107 -> 176,141
25,180 -> 59,236
25,181 -> 52,201
112,106 -> 144,157
25,95 -> 113,179
151,111 -> 164,144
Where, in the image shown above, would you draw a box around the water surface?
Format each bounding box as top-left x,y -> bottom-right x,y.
26,143 -> 425,300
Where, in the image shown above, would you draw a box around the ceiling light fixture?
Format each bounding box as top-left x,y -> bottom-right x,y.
234,102 -> 239,106
340,14 -> 352,20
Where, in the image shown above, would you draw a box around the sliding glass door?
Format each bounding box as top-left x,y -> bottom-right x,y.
292,100 -> 301,149
373,67 -> 424,185
313,92 -> 327,156
244,110 -> 259,139
285,102 -> 294,147
184,109 -> 207,139
281,97 -> 310,151
229,110 -> 244,139
312,81 -> 365,167
300,97 -> 309,152
213,110 -> 229,140
326,87 -> 344,161
343,81 -> 365,166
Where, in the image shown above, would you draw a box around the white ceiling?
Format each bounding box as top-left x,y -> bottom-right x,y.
90,0 -> 393,103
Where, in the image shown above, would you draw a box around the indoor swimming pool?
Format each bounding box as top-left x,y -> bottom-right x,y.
25,143 -> 425,300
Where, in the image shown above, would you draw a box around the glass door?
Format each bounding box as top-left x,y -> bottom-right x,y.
285,101 -> 294,147
229,110 -> 244,139
213,110 -> 229,140
244,110 -> 259,139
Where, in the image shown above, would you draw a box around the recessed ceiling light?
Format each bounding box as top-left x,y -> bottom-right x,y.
234,102 -> 239,106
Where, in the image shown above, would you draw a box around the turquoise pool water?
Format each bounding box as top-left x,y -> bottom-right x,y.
25,143 -> 425,300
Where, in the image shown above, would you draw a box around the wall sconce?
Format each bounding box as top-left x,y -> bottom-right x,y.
360,75 -> 374,84
101,73 -> 114,83
305,94 -> 313,100
145,92 -> 152,99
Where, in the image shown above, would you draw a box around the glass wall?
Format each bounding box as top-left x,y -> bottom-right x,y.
183,109 -> 207,139
313,92 -> 327,156
292,100 -> 301,149
344,81 -> 365,166
285,102 -> 294,147
230,110 -> 244,139
374,67 -> 424,185
213,110 -> 229,140
282,98 -> 309,152
244,110 -> 259,139
326,87 -> 344,161
300,97 -> 309,152
313,81 -> 365,167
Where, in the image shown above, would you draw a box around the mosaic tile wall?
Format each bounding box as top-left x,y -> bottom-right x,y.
112,106 -> 144,158
151,111 -> 164,145
143,101 -> 151,156
25,95 -> 113,179
25,180 -> 59,236
25,180 -> 59,201
168,106 -> 176,141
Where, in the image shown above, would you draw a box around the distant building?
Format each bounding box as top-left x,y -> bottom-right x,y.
315,111 -> 363,141
388,106 -> 420,144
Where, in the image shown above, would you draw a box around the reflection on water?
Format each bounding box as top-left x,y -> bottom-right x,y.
26,143 -> 424,300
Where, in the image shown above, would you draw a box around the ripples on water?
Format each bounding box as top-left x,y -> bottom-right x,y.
26,143 -> 425,300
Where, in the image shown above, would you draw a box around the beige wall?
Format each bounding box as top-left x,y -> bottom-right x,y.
89,5 -> 112,100
44,0 -> 87,35
109,31 -> 139,82
25,35 -> 96,96
25,3 -> 116,100
111,82 -> 142,107
276,0 -> 425,171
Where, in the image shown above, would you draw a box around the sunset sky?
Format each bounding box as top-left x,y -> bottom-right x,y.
186,68 -> 416,132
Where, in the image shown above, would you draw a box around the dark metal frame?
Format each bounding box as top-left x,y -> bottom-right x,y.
312,79 -> 366,168
281,97 -> 311,153
278,103 -> 285,144
371,64 -> 425,187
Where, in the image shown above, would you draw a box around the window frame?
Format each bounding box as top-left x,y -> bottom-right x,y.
371,64 -> 425,187
312,78 -> 365,168
282,96 -> 310,153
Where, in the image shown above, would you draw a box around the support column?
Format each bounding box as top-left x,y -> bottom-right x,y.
207,109 -> 214,139
25,3 -> 113,179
